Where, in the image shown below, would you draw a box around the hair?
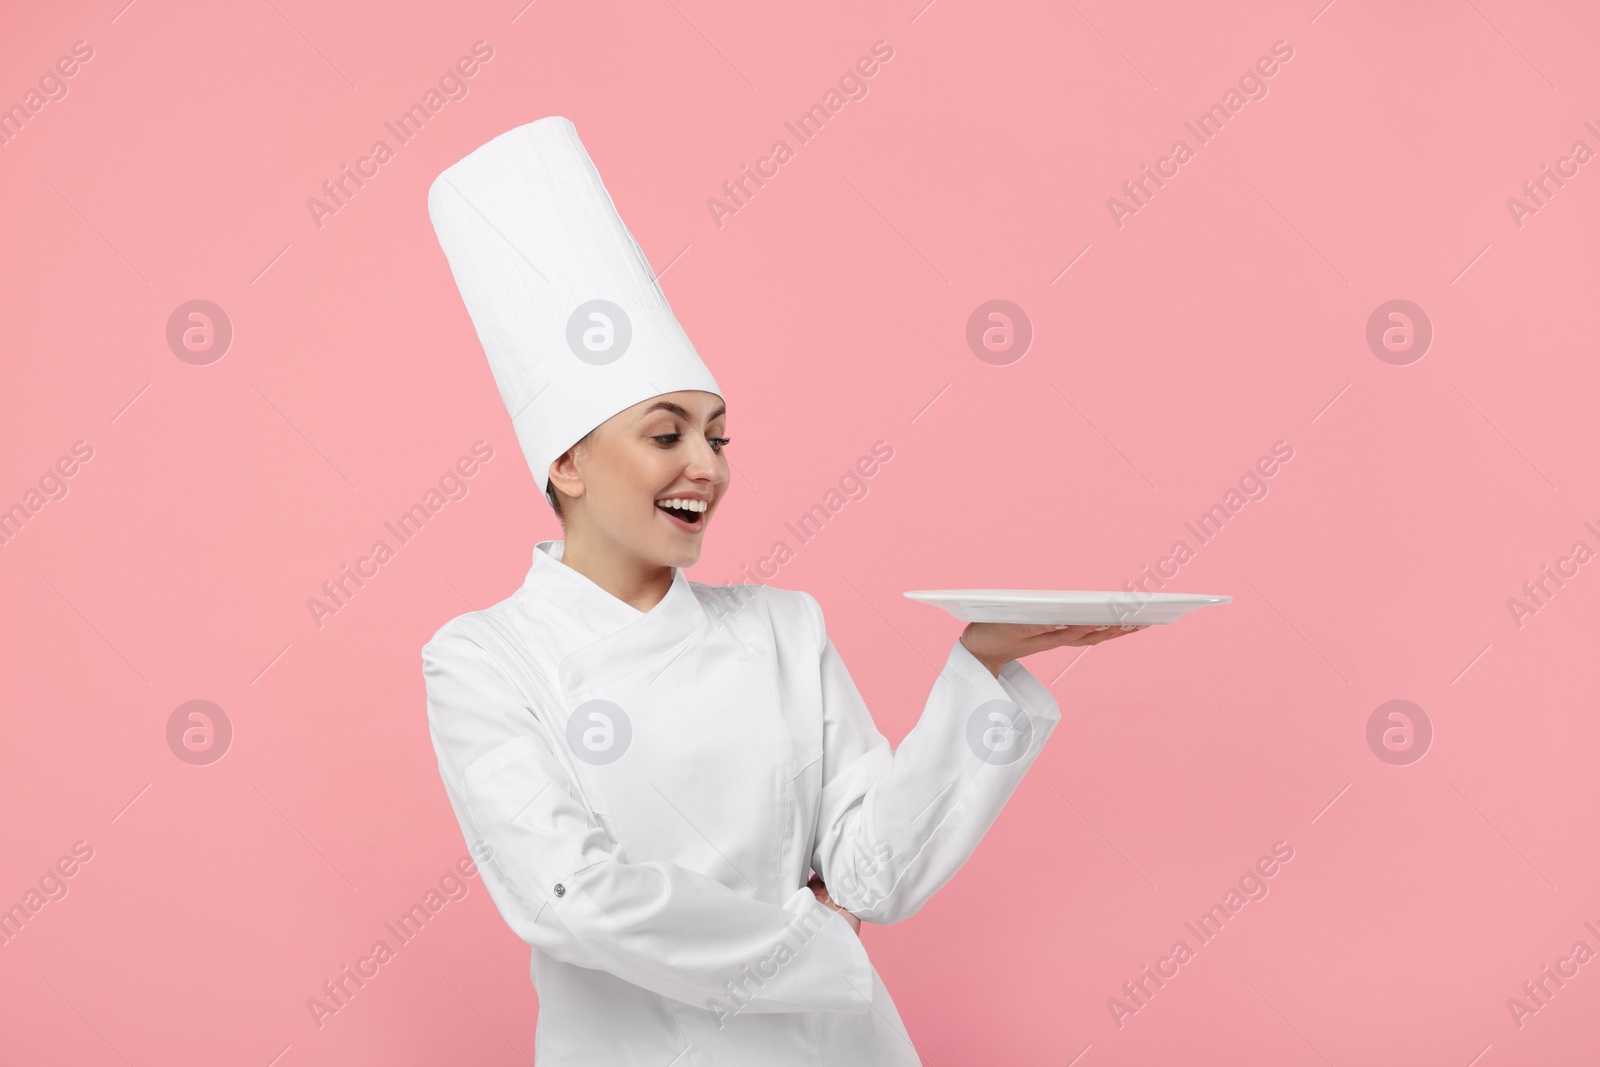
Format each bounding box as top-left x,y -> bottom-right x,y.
545,428 -> 595,525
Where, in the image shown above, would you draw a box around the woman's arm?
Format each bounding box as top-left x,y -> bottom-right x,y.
423,622 -> 873,1015
801,591 -> 1068,925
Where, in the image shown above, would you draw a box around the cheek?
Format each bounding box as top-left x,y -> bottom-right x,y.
642,446 -> 677,482
626,445 -> 677,501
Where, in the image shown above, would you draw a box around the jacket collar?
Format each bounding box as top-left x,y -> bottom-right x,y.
523,539 -> 647,637
523,540 -> 708,693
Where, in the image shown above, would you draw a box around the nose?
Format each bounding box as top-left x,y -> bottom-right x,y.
681,431 -> 728,484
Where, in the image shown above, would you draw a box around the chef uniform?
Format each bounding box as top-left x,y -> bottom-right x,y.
423,117 -> 1064,1066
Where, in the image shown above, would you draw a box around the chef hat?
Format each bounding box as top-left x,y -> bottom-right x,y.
427,116 -> 723,506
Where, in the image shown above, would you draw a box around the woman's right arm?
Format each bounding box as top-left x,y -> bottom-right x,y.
422,622 -> 872,1016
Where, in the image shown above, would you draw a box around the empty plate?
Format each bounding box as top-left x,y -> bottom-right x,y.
903,589 -> 1231,626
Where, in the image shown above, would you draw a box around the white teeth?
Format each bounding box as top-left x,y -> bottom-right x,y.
656,498 -> 707,513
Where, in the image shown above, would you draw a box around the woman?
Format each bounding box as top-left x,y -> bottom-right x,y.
422,117 -> 1141,1066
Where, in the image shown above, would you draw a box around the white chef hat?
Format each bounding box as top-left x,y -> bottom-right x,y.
427,116 -> 723,507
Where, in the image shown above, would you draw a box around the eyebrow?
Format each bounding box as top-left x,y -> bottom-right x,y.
639,400 -> 727,422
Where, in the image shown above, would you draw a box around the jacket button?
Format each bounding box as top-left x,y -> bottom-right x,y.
554,883 -> 566,897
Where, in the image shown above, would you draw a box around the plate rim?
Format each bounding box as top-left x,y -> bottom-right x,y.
902,588 -> 1232,605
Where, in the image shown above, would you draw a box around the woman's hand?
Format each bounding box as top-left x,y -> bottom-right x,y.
807,873 -> 860,935
960,621 -> 1147,678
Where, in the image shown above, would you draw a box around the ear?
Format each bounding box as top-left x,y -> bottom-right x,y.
547,448 -> 586,503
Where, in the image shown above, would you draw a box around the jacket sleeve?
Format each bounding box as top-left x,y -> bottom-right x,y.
801,591 -> 1064,924
422,620 -> 872,1016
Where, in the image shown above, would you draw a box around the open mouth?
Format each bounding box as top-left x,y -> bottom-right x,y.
655,498 -> 706,526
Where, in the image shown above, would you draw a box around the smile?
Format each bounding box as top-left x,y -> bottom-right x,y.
655,497 -> 707,530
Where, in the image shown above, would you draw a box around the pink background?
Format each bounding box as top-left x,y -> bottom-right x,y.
3,0 -> 1598,1063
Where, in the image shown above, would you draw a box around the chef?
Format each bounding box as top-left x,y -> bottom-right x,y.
421,116 -> 1141,1065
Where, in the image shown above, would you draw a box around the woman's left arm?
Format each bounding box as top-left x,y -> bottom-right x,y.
802,592 -> 1097,925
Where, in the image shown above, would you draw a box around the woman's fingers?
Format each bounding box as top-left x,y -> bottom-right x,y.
807,874 -> 861,934
1050,624 -> 1148,647
807,873 -> 841,908
961,621 -> 1149,667
1012,623 -> 1099,644
1031,623 -> 1148,642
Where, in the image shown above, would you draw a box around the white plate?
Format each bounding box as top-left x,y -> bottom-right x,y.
903,589 -> 1231,626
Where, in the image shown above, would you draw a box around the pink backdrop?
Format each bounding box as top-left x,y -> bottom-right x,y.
3,0 -> 1597,1063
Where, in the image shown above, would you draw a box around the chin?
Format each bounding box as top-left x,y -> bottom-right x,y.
661,541 -> 702,568
632,531 -> 702,570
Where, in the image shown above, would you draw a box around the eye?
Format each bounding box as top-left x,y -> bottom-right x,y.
652,433 -> 731,453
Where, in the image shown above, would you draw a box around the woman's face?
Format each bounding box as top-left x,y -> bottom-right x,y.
549,390 -> 729,568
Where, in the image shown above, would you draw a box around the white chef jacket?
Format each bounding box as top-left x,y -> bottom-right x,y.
422,539 -> 1062,1065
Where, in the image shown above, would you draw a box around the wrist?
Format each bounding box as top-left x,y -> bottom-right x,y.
958,631 -> 1006,678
